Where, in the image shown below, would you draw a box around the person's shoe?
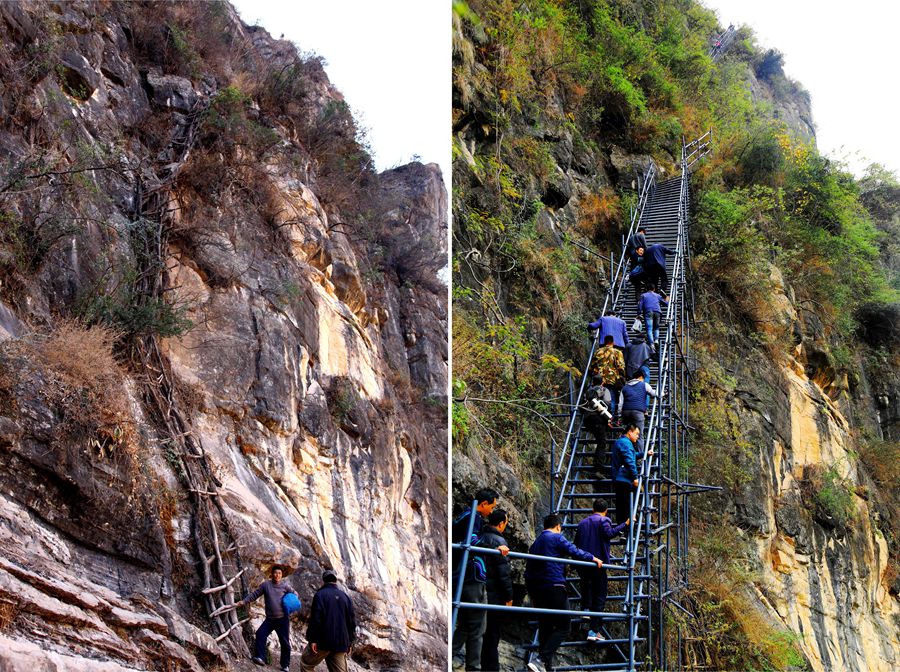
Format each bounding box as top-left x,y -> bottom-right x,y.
281,667 -> 289,672
527,658 -> 548,672
251,658 -> 265,667
587,629 -> 606,642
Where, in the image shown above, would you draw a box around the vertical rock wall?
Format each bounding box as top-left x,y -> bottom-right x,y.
0,1 -> 447,669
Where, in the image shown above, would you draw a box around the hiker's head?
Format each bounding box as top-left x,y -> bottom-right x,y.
625,424 -> 640,443
593,499 -> 609,514
638,227 -> 646,234
322,570 -> 338,584
271,566 -> 284,582
475,488 -> 500,516
649,284 -> 657,293
636,246 -> 645,255
543,513 -> 562,532
636,371 -> 645,380
488,509 -> 509,533
591,375 -> 603,387
603,335 -> 615,346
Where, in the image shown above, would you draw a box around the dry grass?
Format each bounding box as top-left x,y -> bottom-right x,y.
26,320 -> 139,465
577,189 -> 621,239
0,600 -> 17,630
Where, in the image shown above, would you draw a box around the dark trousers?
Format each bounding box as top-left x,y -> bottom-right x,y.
607,383 -> 622,418
527,582 -> 569,669
620,410 -> 645,454
613,480 -> 636,524
253,616 -> 291,668
453,582 -> 486,670
480,606 -> 503,671
647,267 -> 668,294
578,567 -> 608,631
583,416 -> 608,472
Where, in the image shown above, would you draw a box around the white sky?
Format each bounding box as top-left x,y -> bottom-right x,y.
229,0 -> 450,185
703,0 -> 900,177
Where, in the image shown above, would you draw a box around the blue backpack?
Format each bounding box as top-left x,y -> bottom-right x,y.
282,592 -> 301,617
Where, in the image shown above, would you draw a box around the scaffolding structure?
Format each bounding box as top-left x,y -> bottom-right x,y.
453,133 -> 719,671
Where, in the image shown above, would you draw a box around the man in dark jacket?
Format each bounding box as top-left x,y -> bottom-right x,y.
642,243 -> 675,294
579,375 -> 612,472
238,566 -> 298,671
588,311 -> 630,349
453,488 -> 505,671
625,339 -> 653,382
480,510 -> 513,672
299,570 -> 356,672
629,226 -> 648,255
574,500 -> 629,641
525,514 -> 603,672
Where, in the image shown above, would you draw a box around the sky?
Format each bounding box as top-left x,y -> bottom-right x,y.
229,0 -> 450,185
703,0 -> 900,177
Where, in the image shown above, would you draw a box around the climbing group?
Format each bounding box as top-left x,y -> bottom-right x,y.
452,222 -> 669,672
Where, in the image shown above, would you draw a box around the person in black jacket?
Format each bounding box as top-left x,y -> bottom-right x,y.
453,488 -> 507,670
299,571 -> 356,672
480,509 -> 513,672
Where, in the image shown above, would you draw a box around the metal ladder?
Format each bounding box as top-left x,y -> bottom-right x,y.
524,132 -> 716,671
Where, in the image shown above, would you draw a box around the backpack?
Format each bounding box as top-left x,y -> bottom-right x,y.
583,385 -> 611,420
464,534 -> 488,584
282,592 -> 302,617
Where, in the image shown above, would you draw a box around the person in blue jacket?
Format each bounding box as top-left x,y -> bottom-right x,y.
638,286 -> 668,350
643,243 -> 675,294
588,311 -> 629,349
610,425 -> 652,524
574,500 -> 629,641
525,514 -> 603,672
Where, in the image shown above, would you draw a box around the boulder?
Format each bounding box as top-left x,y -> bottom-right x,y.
145,73 -> 197,112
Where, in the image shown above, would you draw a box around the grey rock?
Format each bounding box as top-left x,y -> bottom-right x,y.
145,73 -> 197,112
58,50 -> 99,101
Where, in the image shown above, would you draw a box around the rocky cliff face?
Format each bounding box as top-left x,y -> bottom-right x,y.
0,1 -> 447,670
711,286 -> 900,670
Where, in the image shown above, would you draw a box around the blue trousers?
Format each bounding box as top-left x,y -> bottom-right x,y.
254,616 -> 291,668
644,311 -> 660,346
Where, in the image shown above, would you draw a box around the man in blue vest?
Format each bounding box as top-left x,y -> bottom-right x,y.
525,514 -> 603,672
452,488 -> 507,670
619,371 -> 659,453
